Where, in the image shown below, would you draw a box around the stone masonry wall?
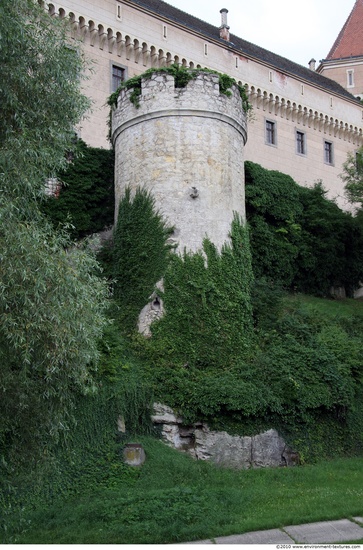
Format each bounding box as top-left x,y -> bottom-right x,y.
112,72 -> 248,253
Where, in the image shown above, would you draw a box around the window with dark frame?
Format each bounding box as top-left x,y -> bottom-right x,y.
324,141 -> 333,165
265,120 -> 276,145
296,131 -> 305,155
347,70 -> 354,88
112,65 -> 125,92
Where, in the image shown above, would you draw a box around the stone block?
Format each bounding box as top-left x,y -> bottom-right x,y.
251,429 -> 287,468
123,443 -> 146,466
215,528 -> 294,544
284,519 -> 363,544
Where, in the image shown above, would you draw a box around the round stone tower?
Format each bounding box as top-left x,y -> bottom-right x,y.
111,71 -> 248,253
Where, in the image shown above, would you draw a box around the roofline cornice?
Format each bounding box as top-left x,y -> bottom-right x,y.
122,0 -> 361,107
318,55 -> 363,71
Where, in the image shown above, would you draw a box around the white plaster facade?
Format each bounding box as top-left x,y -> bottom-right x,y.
47,0 -> 363,208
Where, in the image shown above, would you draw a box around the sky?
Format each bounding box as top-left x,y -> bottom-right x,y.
165,0 -> 356,67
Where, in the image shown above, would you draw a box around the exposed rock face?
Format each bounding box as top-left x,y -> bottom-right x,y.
152,403 -> 299,469
137,294 -> 164,337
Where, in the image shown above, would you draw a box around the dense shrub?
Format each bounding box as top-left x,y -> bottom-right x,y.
293,183 -> 363,296
147,215 -> 254,370
42,140 -> 114,239
245,162 -> 363,296
112,187 -> 174,330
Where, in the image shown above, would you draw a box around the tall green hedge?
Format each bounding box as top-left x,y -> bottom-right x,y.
148,214 -> 254,370
42,140 -> 114,239
112,187 -> 174,330
245,161 -> 363,296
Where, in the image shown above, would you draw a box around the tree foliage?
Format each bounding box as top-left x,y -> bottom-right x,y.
0,216 -> 109,457
293,183 -> 363,296
0,0 -> 109,461
0,0 -> 90,204
341,147 -> 363,206
245,162 -> 363,296
41,140 -> 115,239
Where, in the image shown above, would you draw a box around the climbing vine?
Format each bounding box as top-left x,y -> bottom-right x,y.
108,64 -> 252,113
148,213 -> 254,368
112,187 -> 174,330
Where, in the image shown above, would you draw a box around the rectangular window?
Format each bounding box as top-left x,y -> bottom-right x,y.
116,2 -> 122,20
324,141 -> 333,165
269,70 -> 273,83
296,131 -> 306,155
347,70 -> 354,88
163,25 -> 167,39
111,64 -> 125,92
265,120 -> 276,146
204,43 -> 208,56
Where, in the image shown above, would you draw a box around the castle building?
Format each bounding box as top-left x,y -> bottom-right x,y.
50,0 -> 363,208
318,0 -> 363,101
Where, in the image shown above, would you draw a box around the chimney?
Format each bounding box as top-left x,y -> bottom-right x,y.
308,58 -> 316,71
219,8 -> 230,41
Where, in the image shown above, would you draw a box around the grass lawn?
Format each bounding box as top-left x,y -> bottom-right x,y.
3,295 -> 363,544
6,437 -> 363,544
290,293 -> 363,320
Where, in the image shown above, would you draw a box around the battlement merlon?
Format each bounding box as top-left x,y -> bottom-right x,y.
111,72 -> 248,145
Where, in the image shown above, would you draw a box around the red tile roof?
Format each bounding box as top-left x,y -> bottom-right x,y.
326,0 -> 363,59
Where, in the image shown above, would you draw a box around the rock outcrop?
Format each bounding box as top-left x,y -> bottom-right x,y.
152,403 -> 299,469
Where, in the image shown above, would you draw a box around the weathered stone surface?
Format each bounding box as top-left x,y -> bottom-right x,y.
112,72 -> 247,255
194,426 -> 252,469
284,519 -> 363,544
282,447 -> 300,467
152,403 -> 194,451
215,529 -> 294,544
151,402 -> 183,424
151,403 -> 298,469
251,429 -> 287,468
137,294 -> 164,337
117,415 -> 126,433
123,443 -> 146,466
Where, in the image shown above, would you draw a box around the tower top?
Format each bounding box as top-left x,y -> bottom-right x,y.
326,0 -> 363,59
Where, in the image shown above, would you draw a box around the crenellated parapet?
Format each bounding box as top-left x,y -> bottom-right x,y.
112,71 -> 248,253
111,71 -> 247,145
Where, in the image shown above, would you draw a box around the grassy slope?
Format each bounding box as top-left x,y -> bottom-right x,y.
4,295 -> 363,544
9,437 -> 363,544
294,294 -> 363,319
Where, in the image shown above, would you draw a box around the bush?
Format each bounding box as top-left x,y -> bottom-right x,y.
112,187 -> 174,330
42,140 -> 114,239
245,162 -> 363,296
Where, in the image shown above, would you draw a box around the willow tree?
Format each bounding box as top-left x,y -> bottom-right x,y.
0,0 -> 109,461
